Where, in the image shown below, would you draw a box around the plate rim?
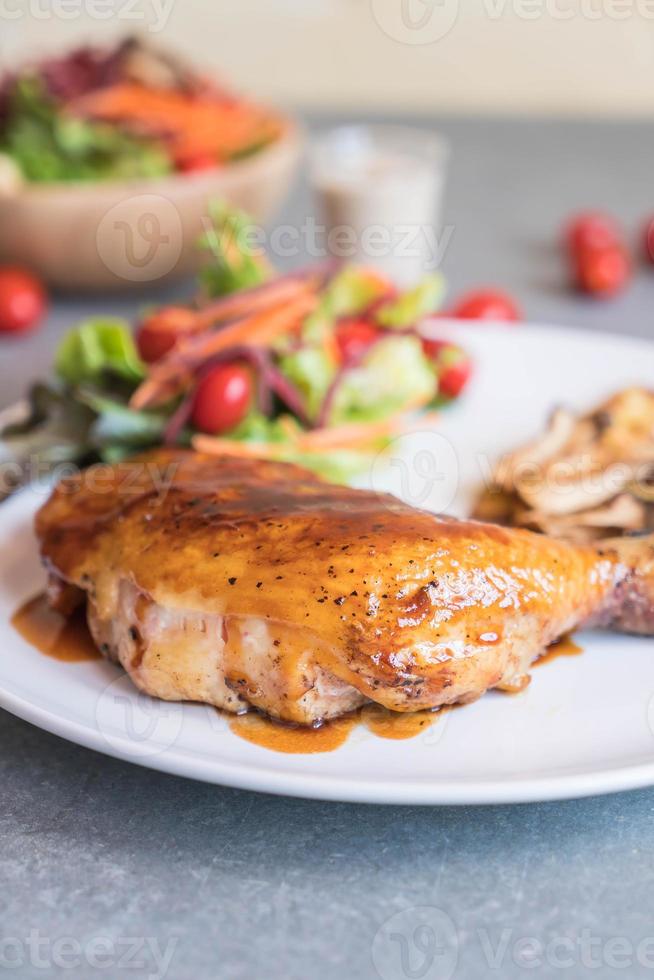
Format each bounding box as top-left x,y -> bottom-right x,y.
4,681 -> 654,805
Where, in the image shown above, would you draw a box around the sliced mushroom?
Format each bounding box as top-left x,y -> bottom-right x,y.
474,389 -> 654,543
516,461 -> 640,516
531,494 -> 645,530
629,476 -> 654,503
494,407 -> 576,492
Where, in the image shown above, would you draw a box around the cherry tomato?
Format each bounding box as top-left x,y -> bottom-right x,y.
643,216 -> 654,264
439,358 -> 473,399
0,266 -> 47,335
176,152 -> 218,173
136,307 -> 199,363
421,337 -> 448,361
191,363 -> 253,435
423,341 -> 472,399
574,243 -> 630,297
335,318 -> 380,363
565,211 -> 621,254
449,289 -> 521,322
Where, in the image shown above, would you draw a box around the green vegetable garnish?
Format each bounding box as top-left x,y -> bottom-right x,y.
277,347 -> 337,421
329,336 -> 436,425
1,79 -> 171,183
198,201 -> 270,298
303,267 -> 386,342
56,318 -> 145,385
375,273 -> 444,329
78,390 -> 170,449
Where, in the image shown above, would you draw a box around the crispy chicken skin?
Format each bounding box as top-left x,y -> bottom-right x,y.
36,449 -> 654,725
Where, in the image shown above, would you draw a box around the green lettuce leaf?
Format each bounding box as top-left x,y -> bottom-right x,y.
376,273 -> 444,329
55,318 -> 145,386
329,336 -> 437,425
277,347 -> 337,420
77,389 -> 170,448
1,78 -> 171,183
303,267 -> 387,342
0,383 -> 95,499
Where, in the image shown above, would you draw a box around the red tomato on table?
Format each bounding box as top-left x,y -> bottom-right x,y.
565,211 -> 621,253
0,267 -> 47,335
449,289 -> 521,322
574,244 -> 630,297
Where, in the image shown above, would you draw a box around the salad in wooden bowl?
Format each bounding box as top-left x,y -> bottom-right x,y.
0,38 -> 300,290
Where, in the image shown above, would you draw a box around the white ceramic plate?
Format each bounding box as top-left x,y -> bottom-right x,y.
2,323 -> 654,805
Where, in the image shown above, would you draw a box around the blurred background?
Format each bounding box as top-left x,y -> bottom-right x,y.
2,0 -> 654,411
6,0 -> 654,116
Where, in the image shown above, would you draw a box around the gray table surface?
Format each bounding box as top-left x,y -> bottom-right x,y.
2,114 -> 654,980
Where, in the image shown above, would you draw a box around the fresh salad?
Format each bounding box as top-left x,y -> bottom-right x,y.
0,204 -> 472,490
0,37 -> 284,185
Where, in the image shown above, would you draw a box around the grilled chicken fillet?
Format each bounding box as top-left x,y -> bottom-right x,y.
36,449 -> 654,725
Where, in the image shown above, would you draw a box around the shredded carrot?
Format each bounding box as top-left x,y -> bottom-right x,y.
194,278 -> 307,330
130,291 -> 317,410
193,408 -> 441,461
73,84 -> 283,162
192,435 -> 284,459
294,417 -> 402,452
191,290 -> 317,352
298,401 -> 439,452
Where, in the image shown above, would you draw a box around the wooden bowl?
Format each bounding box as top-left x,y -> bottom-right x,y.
0,121 -> 302,292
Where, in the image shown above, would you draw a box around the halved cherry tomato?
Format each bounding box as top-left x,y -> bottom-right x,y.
136,307 -> 199,363
565,211 -> 621,253
449,289 -> 521,322
191,363 -> 253,435
335,318 -> 380,363
0,266 -> 47,335
574,243 -> 630,297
